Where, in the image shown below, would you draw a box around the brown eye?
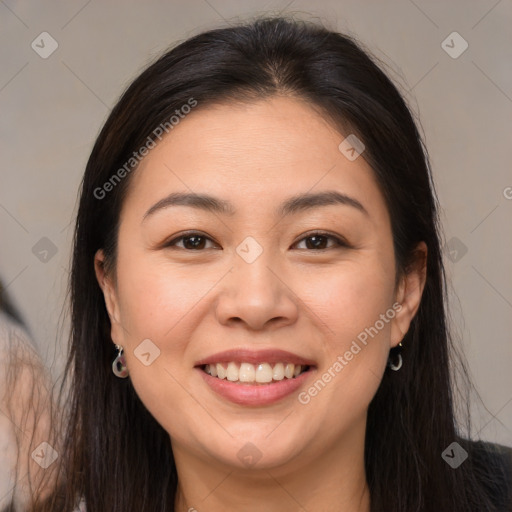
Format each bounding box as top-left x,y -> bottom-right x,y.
163,231 -> 348,252
293,232 -> 348,250
165,232 -> 219,251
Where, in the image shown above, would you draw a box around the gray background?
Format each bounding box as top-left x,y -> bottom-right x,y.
1,0 -> 511,445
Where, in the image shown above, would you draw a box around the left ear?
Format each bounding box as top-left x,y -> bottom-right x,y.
390,241 -> 428,347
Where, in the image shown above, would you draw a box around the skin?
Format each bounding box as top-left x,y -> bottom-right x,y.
95,95 -> 427,512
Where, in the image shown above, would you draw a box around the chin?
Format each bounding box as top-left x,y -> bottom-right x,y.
208,432 -> 306,471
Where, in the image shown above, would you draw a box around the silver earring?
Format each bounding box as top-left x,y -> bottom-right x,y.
387,342 -> 403,371
112,344 -> 129,378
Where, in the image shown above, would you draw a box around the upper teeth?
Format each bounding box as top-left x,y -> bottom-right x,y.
204,362 -> 306,383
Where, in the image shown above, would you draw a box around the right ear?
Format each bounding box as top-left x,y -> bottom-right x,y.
94,249 -> 123,343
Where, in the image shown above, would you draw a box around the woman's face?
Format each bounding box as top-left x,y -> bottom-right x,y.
96,95 -> 425,472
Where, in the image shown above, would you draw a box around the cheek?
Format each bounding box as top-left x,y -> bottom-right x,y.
295,255 -> 395,412
302,257 -> 395,346
115,255 -> 209,343
112,257 -> 209,436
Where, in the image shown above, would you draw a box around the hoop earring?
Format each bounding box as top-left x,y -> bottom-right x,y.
112,344 -> 129,378
387,342 -> 403,371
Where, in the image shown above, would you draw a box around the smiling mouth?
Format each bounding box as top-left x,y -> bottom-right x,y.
200,362 -> 312,385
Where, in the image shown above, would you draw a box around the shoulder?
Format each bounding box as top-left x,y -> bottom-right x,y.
465,438 -> 512,510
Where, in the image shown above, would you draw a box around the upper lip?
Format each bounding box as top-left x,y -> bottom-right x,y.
194,348 -> 317,367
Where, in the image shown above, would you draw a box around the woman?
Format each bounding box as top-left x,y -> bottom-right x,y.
27,15 -> 511,512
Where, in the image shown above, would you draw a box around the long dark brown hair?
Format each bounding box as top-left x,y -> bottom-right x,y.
19,14 -> 510,511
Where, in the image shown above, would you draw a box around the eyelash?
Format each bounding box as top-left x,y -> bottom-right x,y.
163,230 -> 349,251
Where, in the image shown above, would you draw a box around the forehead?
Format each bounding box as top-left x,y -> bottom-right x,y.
122,96 -> 389,225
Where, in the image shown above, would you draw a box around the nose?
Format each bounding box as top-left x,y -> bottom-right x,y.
214,252 -> 299,331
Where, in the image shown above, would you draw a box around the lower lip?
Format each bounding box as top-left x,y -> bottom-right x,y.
196,367 -> 315,406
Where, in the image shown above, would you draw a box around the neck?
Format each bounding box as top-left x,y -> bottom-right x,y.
172,417 -> 370,512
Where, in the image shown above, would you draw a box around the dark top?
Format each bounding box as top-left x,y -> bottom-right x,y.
470,439 -> 512,510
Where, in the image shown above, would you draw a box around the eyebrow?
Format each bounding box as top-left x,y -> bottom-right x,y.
142,190 -> 369,221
